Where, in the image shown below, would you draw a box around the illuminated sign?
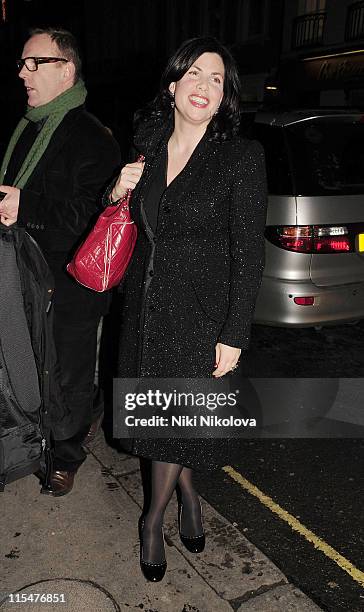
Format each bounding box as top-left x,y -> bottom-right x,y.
303,50 -> 364,83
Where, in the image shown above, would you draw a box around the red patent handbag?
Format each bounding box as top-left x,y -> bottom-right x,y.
67,154 -> 144,292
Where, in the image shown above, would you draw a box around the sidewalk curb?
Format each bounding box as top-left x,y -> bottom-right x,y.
88,435 -> 323,611
0,435 -> 323,611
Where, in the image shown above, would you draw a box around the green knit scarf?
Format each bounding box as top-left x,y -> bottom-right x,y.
0,79 -> 87,188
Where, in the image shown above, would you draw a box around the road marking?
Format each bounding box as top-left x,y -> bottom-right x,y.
223,465 -> 364,587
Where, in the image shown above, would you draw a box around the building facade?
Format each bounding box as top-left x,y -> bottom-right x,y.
1,0 -> 363,150
277,0 -> 364,107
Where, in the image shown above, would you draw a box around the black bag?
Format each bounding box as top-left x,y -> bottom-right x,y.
0,346 -> 44,490
0,226 -> 53,491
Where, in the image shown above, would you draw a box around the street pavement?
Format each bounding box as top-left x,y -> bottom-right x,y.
195,438 -> 364,612
244,320 -> 364,378
0,433 -> 323,612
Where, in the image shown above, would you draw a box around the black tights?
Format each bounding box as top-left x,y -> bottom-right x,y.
142,461 -> 203,563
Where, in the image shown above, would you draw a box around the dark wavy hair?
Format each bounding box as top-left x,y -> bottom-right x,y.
136,37 -> 241,143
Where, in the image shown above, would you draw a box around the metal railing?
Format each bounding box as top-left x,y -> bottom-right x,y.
346,1 -> 364,41
292,12 -> 326,49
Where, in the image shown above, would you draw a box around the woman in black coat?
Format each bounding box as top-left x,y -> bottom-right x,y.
109,37 -> 267,581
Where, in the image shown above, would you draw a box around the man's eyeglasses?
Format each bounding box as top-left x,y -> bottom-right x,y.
16,57 -> 68,72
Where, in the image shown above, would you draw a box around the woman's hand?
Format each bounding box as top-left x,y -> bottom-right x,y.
212,342 -> 241,378
111,161 -> 145,202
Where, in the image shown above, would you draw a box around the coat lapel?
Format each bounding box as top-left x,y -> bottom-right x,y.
130,124 -> 170,228
163,131 -> 216,203
24,108 -> 84,187
130,121 -> 218,230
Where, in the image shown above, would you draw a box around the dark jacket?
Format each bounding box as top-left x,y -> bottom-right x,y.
11,226 -> 74,440
110,120 -> 268,469
15,105 -> 121,318
115,120 -> 268,379
0,225 -> 75,488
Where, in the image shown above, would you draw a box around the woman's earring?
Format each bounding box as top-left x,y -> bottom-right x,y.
171,95 -> 175,109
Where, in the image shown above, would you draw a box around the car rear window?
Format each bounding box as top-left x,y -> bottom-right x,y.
285,116 -> 364,196
253,123 -> 294,195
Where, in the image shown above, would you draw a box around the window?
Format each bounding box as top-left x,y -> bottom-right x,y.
249,0 -> 265,36
298,0 -> 326,15
207,0 -> 223,38
293,0 -> 326,48
346,1 -> 364,41
253,124 -> 293,195
286,117 -> 364,196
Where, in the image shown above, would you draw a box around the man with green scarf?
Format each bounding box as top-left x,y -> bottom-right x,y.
0,27 -> 121,495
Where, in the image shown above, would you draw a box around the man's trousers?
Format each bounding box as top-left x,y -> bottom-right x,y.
52,305 -> 102,471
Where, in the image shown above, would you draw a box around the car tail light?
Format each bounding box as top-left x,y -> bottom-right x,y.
265,225 -> 352,253
315,226 -> 350,253
294,296 -> 315,305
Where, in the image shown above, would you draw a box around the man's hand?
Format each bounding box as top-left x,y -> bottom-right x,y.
0,185 -> 20,226
213,342 -> 241,378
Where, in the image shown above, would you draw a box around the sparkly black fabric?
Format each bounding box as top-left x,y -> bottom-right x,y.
143,144 -> 167,233
116,119 -> 267,470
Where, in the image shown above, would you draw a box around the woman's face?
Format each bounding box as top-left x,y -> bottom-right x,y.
169,52 -> 224,128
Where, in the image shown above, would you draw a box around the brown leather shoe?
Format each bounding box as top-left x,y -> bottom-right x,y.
83,412 -> 104,446
40,470 -> 77,497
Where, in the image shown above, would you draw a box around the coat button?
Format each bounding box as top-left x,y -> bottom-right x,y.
35,225 -> 39,229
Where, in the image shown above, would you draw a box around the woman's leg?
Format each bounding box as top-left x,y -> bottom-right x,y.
177,467 -> 203,537
142,460 -> 183,563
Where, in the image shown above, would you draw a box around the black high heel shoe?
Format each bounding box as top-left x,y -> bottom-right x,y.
139,516 -> 167,582
178,501 -> 205,553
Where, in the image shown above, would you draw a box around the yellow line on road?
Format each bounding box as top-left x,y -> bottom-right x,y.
223,465 -> 364,587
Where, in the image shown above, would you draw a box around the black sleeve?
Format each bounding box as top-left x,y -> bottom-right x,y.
218,140 -> 268,349
101,146 -> 142,209
17,138 -> 121,238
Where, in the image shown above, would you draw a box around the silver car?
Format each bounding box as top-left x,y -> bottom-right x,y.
252,110 -> 364,327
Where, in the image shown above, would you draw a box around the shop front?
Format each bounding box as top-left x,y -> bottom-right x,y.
271,49 -> 364,108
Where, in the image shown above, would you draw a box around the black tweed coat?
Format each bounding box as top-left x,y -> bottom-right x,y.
115,120 -> 267,468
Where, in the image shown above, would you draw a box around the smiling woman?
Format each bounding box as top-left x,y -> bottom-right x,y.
169,52 -> 224,126
166,52 -> 224,181
106,36 -> 268,582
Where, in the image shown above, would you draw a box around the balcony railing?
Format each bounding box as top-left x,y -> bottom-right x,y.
292,12 -> 326,49
346,1 -> 364,41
